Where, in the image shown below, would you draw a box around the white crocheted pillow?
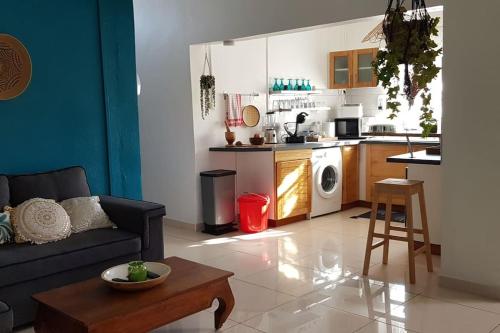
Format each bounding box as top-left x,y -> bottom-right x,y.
11,198 -> 71,244
60,196 -> 115,233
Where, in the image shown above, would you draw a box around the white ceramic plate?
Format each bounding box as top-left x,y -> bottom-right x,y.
101,262 -> 171,291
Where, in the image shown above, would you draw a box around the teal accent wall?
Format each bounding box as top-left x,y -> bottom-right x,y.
0,0 -> 142,199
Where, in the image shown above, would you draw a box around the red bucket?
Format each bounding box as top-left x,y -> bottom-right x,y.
238,193 -> 270,233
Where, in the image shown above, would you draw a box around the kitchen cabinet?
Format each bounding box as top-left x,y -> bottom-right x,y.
365,144 -> 427,205
329,48 -> 378,89
341,145 -> 359,205
274,150 -> 312,221
352,48 -> 379,88
329,51 -> 352,89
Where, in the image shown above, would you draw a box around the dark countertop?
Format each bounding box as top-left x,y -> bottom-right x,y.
387,150 -> 441,165
209,136 -> 440,152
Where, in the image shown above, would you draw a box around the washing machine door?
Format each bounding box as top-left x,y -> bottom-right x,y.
316,163 -> 340,199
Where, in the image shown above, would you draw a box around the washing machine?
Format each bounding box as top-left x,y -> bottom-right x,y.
311,147 -> 343,217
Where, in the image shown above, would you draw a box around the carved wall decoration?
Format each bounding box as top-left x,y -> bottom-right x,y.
0,34 -> 32,100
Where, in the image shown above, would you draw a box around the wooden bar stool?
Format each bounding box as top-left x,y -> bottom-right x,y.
363,178 -> 433,284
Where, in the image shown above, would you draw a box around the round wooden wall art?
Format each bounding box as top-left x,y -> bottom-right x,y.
0,34 -> 32,100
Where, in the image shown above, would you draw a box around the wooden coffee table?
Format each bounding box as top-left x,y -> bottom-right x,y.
32,257 -> 235,333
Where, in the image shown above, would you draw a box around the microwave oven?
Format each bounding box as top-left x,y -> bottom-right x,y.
334,118 -> 363,139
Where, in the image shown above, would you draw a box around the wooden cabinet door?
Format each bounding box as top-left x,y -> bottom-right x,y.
366,144 -> 408,204
342,145 -> 359,204
365,144 -> 429,205
275,159 -> 312,220
329,51 -> 352,89
352,48 -> 378,88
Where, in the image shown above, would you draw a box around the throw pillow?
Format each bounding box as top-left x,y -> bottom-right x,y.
60,196 -> 115,233
0,211 -> 13,245
10,198 -> 71,244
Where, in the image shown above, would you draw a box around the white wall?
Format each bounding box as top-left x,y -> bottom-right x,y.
267,18 -> 385,129
190,39 -> 268,223
134,0 -> 443,225
440,1 -> 500,290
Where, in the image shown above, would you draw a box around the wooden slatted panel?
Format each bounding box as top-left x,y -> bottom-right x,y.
342,145 -> 360,204
276,159 -> 312,220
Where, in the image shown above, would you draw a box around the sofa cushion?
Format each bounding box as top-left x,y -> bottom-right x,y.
8,167 -> 91,207
0,300 -> 13,332
0,176 -> 8,210
0,229 -> 141,288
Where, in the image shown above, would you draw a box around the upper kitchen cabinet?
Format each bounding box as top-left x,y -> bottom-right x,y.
329,51 -> 352,89
329,48 -> 378,89
352,48 -> 378,88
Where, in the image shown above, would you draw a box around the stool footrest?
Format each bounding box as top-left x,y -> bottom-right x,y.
373,233 -> 408,242
414,245 -> 427,256
389,226 -> 424,234
371,240 -> 386,250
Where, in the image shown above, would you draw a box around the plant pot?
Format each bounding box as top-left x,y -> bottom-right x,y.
225,132 -> 236,146
385,19 -> 433,64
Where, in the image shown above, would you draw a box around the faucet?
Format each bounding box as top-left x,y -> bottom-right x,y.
404,128 -> 417,158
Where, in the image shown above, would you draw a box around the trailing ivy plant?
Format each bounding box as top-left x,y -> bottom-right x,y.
200,46 -> 216,120
373,0 -> 442,136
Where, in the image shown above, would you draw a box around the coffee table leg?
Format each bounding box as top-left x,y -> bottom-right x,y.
214,280 -> 235,330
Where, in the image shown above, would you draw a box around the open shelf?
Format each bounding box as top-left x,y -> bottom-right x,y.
269,90 -> 322,96
271,106 -> 331,113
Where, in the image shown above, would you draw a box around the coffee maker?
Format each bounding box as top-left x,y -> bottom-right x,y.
284,112 -> 309,143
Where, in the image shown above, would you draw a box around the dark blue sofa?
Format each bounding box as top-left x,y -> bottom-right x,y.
0,167 -> 165,327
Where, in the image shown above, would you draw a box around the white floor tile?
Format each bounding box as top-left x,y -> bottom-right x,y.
364,262 -> 439,295
355,321 -> 417,333
222,279 -> 295,323
244,297 -> 372,333
421,279 -> 500,315
490,324 -> 500,333
164,235 -> 234,262
227,236 -> 316,263
380,295 -> 500,333
204,251 -> 278,278
223,324 -> 265,333
240,262 -> 354,297
304,276 -> 416,319
151,310 -> 238,332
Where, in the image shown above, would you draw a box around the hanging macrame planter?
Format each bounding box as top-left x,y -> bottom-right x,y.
372,0 -> 442,136
200,46 -> 216,120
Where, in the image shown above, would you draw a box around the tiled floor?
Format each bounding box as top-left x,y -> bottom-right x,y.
16,207 -> 500,332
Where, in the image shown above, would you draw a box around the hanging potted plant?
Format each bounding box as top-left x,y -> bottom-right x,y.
372,0 -> 442,136
200,46 -> 216,120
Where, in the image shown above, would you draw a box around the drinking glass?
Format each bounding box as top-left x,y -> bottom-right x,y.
272,78 -> 280,91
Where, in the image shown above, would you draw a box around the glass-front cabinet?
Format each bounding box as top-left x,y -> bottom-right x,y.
329,48 -> 378,89
353,48 -> 378,88
329,51 -> 352,89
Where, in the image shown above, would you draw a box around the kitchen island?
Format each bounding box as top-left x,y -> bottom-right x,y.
387,150 -> 442,254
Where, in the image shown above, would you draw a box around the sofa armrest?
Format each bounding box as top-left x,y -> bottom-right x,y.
99,196 -> 165,260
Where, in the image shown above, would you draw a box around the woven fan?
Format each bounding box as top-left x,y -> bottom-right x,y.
362,21 -> 384,43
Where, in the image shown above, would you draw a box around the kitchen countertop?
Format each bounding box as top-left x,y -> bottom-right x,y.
387,150 -> 441,165
209,136 -> 440,152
